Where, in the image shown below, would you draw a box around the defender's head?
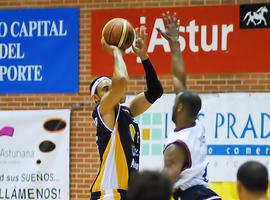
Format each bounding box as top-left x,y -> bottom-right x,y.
172,90 -> 202,125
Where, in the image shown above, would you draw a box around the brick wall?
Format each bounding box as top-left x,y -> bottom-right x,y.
0,0 -> 269,199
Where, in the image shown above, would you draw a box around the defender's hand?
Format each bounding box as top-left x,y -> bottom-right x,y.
132,26 -> 148,61
156,11 -> 180,43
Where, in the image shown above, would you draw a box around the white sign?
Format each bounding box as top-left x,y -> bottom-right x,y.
127,93 -> 270,181
0,109 -> 70,199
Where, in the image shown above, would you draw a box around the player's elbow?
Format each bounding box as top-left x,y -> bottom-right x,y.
155,83 -> 164,99
111,76 -> 128,96
114,75 -> 128,87
145,81 -> 163,104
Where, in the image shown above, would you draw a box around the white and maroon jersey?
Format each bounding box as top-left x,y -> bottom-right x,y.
164,120 -> 209,191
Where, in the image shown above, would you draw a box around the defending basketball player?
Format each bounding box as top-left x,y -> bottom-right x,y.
89,25 -> 163,200
157,12 -> 221,200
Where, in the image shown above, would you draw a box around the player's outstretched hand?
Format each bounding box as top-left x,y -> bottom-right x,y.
132,25 -> 148,61
157,11 -> 180,44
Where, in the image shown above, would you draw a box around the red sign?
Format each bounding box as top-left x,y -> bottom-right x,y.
91,5 -> 270,75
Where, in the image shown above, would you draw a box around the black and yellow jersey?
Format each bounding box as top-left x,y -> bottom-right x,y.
90,104 -> 140,199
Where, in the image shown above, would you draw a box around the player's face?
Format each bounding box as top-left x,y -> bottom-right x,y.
96,80 -> 126,103
172,102 -> 177,124
96,80 -> 112,99
163,145 -> 183,184
172,95 -> 183,125
172,97 -> 179,124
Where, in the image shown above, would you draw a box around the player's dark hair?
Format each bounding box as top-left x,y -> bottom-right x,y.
237,161 -> 268,193
178,90 -> 201,119
127,170 -> 172,200
89,76 -> 105,95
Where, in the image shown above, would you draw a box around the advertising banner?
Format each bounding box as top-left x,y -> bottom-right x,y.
0,109 -> 70,199
0,8 -> 79,93
92,4 -> 270,75
126,93 -> 270,181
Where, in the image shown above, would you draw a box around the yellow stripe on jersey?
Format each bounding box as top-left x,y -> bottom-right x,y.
129,124 -> 136,141
92,137 -> 113,192
100,191 -> 105,200
113,189 -> 121,199
115,122 -> 129,190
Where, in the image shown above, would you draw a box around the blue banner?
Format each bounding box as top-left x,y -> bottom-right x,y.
0,8 -> 79,93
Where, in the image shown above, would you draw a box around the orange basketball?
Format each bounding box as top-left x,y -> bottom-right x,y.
102,18 -> 135,50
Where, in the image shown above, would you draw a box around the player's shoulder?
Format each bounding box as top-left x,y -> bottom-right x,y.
120,104 -> 132,115
120,104 -> 130,110
92,104 -> 99,118
165,132 -> 188,149
173,128 -> 191,140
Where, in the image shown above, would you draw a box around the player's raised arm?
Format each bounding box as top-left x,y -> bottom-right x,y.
157,11 -> 186,93
129,26 -> 163,117
99,38 -> 128,114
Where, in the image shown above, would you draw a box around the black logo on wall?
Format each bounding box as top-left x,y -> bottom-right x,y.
240,3 -> 270,29
36,118 -> 66,165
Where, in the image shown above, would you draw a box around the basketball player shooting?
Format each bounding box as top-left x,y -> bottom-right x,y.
157,11 -> 221,200
89,24 -> 163,200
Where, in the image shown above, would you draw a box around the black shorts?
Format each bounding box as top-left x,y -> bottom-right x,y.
173,185 -> 221,200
